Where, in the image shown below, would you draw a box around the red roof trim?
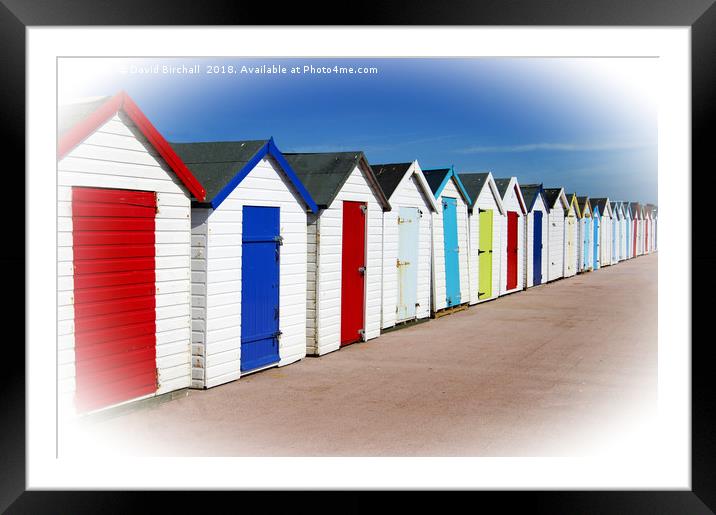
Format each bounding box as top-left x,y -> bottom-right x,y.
57,91 -> 207,202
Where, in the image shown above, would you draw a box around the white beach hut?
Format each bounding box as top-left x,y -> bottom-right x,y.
519,184 -> 550,288
591,198 -> 613,266
57,92 -> 207,414
542,188 -> 569,282
283,152 -> 391,356
458,172 -> 506,305
563,193 -> 580,278
422,167 -> 472,315
577,196 -> 593,271
171,139 -> 319,388
372,161 -> 438,330
494,177 -> 528,295
622,202 -> 633,259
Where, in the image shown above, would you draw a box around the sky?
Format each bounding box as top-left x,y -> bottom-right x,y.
59,57 -> 658,204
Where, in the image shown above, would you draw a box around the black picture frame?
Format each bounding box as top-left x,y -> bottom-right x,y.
3,1 -> 713,512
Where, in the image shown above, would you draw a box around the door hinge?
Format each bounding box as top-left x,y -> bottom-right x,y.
478,249 -> 485,255
359,204 -> 367,214
358,329 -> 365,338
358,266 -> 366,274
478,208 -> 486,213
274,235 -> 284,245
478,291 -> 486,297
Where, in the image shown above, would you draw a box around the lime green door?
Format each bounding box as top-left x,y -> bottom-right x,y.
478,209 -> 493,300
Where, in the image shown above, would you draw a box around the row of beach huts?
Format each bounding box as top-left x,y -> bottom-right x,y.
57,93 -> 658,414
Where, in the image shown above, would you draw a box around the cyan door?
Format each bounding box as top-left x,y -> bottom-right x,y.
397,206 -> 420,321
240,206 -> 281,372
593,214 -> 600,269
442,197 -> 461,307
533,211 -> 543,285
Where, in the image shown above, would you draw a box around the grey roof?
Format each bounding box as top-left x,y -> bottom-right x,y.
577,196 -> 590,213
58,96 -> 112,139
371,162 -> 413,200
520,184 -> 545,212
422,168 -> 451,195
494,178 -> 512,198
457,173 -> 489,208
283,151 -> 366,208
543,188 -> 563,208
591,198 -> 611,213
621,203 -> 632,217
170,140 -> 268,203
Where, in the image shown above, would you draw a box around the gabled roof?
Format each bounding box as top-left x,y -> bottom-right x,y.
422,166 -> 471,205
372,160 -> 438,212
610,201 -> 623,219
591,198 -> 613,217
58,91 -> 207,201
457,172 -> 506,215
621,202 -> 632,218
577,196 -> 592,217
283,151 -> 390,210
543,187 -> 569,211
520,183 -> 549,213
567,192 -> 582,217
630,202 -> 642,219
171,138 -> 318,212
645,203 -> 656,219
494,177 -> 527,214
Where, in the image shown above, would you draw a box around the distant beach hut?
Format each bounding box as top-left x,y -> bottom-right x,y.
458,172 -> 506,305
577,196 -> 593,271
591,198 -> 613,266
519,184 -> 550,288
542,188 -> 570,281
422,167 -> 472,315
372,161 -> 438,330
494,177 -> 528,295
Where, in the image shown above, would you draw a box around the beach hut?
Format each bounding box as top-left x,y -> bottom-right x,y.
495,177 -> 528,295
423,167 -> 472,315
591,199 -> 613,266
458,172 -> 506,305
563,193 -> 580,278
577,196 -> 593,272
622,202 -> 633,259
617,202 -> 628,260
372,161 -> 438,330
282,152 -> 391,356
645,204 -> 656,253
610,201 -> 622,264
171,139 -> 318,388
542,188 -> 569,282
57,92 -> 207,413
519,184 -> 550,288
592,204 -> 602,269
630,202 -> 642,257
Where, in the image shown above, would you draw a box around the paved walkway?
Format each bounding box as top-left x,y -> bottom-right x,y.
86,253 -> 658,456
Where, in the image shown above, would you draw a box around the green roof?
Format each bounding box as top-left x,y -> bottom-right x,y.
170,140 -> 268,203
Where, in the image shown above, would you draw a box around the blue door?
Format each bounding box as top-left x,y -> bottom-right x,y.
593,212 -> 600,269
397,206 -> 420,321
533,211 -> 543,285
241,206 -> 280,372
442,197 -> 461,307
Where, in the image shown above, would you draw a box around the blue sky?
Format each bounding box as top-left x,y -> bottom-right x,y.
60,57 -> 658,204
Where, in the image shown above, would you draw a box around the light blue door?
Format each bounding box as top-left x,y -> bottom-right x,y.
397,206 -> 420,321
583,218 -> 590,269
442,197 -> 461,307
593,212 -> 600,269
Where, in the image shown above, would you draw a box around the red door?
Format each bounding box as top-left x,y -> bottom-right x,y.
507,211 -> 518,290
340,201 -> 367,346
72,187 -> 157,412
